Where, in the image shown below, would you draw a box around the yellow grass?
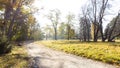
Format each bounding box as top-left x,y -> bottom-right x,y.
36,40 -> 120,66
0,45 -> 29,68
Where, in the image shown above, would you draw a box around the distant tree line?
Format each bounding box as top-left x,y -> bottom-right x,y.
45,0 -> 120,42
45,10 -> 76,40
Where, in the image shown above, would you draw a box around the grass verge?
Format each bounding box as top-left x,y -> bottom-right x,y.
0,44 -> 29,68
35,40 -> 120,66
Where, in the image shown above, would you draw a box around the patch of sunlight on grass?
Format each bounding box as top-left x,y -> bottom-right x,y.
35,40 -> 120,66
0,45 -> 29,68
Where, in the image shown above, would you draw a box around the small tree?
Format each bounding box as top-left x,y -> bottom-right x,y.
66,13 -> 75,40
88,0 -> 110,42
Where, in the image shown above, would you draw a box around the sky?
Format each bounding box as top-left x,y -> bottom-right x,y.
33,0 -> 120,30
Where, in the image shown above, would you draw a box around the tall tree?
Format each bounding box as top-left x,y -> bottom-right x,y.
47,9 -> 61,40
66,13 -> 75,40
0,0 -> 36,54
79,6 -> 91,41
88,0 -> 109,42
79,17 -> 91,41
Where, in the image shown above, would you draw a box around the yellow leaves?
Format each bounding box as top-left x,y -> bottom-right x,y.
0,0 -> 9,4
21,6 -> 30,13
28,14 -> 36,24
0,0 -> 9,9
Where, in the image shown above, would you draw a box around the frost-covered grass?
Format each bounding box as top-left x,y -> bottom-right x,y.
36,40 -> 120,66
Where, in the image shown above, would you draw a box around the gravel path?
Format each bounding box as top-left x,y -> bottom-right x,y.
25,42 -> 117,68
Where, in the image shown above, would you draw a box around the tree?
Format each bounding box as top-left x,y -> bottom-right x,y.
105,12 -> 120,42
79,17 -> 91,41
79,6 -> 91,41
47,9 -> 61,40
66,13 -> 75,40
69,27 -> 75,39
58,22 -> 66,39
44,25 -> 53,40
2,0 -> 35,40
0,0 -> 36,54
65,25 -> 75,39
88,0 -> 109,42
30,23 -> 45,40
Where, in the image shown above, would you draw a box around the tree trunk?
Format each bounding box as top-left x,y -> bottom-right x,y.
93,24 -> 99,42
108,39 -> 114,42
54,28 -> 57,40
67,25 -> 70,40
102,38 -> 106,42
94,36 -> 98,42
99,23 -> 105,42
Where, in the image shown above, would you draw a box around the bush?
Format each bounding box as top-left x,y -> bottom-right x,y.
0,41 -> 12,54
0,35 -> 12,54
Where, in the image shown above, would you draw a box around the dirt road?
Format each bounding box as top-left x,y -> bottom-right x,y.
25,42 -> 116,68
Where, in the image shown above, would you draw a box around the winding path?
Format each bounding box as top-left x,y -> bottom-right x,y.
25,42 -> 117,68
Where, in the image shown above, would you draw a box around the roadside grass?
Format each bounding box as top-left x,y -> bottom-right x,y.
35,40 -> 120,66
0,45 -> 29,68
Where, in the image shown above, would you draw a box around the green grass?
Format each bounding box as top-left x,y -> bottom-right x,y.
0,45 -> 29,68
36,40 -> 120,66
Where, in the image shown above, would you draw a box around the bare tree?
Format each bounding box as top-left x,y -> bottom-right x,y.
98,0 -> 109,42
47,9 -> 61,40
105,12 -> 120,42
79,6 -> 91,41
88,0 -> 109,42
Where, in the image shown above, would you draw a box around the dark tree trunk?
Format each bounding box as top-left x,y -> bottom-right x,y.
108,39 -> 114,42
67,25 -> 70,40
83,31 -> 86,42
99,23 -> 105,42
94,36 -> 98,42
93,24 -> 99,42
54,27 -> 57,40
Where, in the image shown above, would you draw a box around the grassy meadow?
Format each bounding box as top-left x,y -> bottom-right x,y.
0,45 -> 29,68
36,40 -> 120,66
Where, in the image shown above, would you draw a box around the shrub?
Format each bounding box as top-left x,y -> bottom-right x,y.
0,35 -> 12,54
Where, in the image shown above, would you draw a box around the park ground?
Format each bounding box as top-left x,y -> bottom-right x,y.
0,40 -> 120,68
0,44 -> 29,68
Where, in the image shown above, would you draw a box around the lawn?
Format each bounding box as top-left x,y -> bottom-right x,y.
35,40 -> 120,66
0,45 -> 29,68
